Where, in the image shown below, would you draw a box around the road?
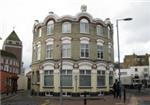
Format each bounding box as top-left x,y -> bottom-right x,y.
1,91 -> 45,105
1,88 -> 150,105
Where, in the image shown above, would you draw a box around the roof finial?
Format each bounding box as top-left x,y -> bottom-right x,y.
13,26 -> 15,30
81,4 -> 87,12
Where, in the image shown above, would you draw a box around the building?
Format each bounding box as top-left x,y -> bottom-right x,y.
0,50 -> 19,94
123,53 -> 149,69
115,54 -> 150,88
3,30 -> 23,74
0,30 -> 24,93
31,5 -> 114,96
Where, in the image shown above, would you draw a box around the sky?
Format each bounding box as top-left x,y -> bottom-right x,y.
0,0 -> 150,72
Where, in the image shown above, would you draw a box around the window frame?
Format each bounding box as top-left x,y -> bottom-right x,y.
47,20 -> 54,35
44,70 -> 54,87
96,25 -> 103,36
80,43 -> 89,58
80,18 -> 89,33
79,69 -> 91,87
97,70 -> 105,87
62,22 -> 71,33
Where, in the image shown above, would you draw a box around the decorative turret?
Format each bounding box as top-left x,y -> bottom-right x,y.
81,4 -> 87,12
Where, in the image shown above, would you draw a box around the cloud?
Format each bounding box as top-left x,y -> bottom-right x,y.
119,2 -> 150,44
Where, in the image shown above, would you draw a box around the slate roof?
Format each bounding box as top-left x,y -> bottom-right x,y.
6,30 -> 21,41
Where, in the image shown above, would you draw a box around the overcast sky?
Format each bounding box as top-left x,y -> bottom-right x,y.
0,0 -> 150,71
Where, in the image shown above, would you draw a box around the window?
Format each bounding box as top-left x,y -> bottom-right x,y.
80,70 -> 91,86
135,68 -> 138,72
80,44 -> 89,58
44,70 -> 54,86
97,45 -> 103,59
97,70 -> 105,86
37,44 -> 41,60
80,18 -> 89,33
62,22 -> 71,33
108,43 -> 113,60
61,69 -> 72,86
36,71 -> 40,82
109,71 -> 113,86
47,20 -> 54,35
144,68 -> 148,72
46,44 -> 53,59
38,27 -> 42,37
33,45 -> 38,61
96,25 -> 103,36
62,44 -> 71,58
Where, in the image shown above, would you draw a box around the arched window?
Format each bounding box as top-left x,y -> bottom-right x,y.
61,37 -> 72,58
45,38 -> 54,59
80,37 -> 90,58
62,22 -> 71,33
97,39 -> 104,59
80,18 -> 89,33
47,20 -> 54,35
96,25 -> 103,36
79,62 -> 92,87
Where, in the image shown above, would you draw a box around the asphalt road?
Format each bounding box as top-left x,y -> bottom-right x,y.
1,88 -> 150,105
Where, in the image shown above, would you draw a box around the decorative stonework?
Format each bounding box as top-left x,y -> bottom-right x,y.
54,63 -> 59,69
92,64 -> 97,69
81,4 -> 87,12
73,63 -> 79,69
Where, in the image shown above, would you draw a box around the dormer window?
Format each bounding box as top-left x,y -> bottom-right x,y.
96,25 -> 103,36
47,20 -> 54,35
80,18 -> 89,33
62,22 -> 71,33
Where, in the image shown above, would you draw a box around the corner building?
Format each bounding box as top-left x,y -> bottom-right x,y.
31,5 -> 114,96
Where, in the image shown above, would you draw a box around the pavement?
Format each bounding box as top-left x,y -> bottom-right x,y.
1,89 -> 150,105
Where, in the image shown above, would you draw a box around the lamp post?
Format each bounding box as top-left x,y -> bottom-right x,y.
60,44 -> 63,105
57,44 -> 63,105
116,18 -> 132,82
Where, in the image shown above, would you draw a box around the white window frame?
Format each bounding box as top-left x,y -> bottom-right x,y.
96,25 -> 103,36
80,18 -> 89,33
61,69 -> 72,86
97,45 -> 104,59
79,69 -> 91,86
97,70 -> 105,86
62,43 -> 71,58
46,44 -> 53,59
44,70 -> 54,86
47,20 -> 54,35
62,22 -> 71,33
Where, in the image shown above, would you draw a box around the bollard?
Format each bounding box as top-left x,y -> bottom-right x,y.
84,92 -> 87,105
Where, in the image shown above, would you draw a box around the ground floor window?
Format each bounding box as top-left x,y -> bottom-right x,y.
79,70 -> 91,86
44,70 -> 53,86
109,71 -> 113,86
97,70 -> 105,86
61,69 -> 72,86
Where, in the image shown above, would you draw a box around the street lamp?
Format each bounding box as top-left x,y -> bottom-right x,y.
56,44 -> 63,105
60,44 -> 63,105
116,18 -> 132,82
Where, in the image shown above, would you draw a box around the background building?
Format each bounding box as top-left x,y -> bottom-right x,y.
0,50 -> 19,93
0,30 -> 25,94
3,30 -> 23,74
115,54 -> 150,88
31,5 -> 114,96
